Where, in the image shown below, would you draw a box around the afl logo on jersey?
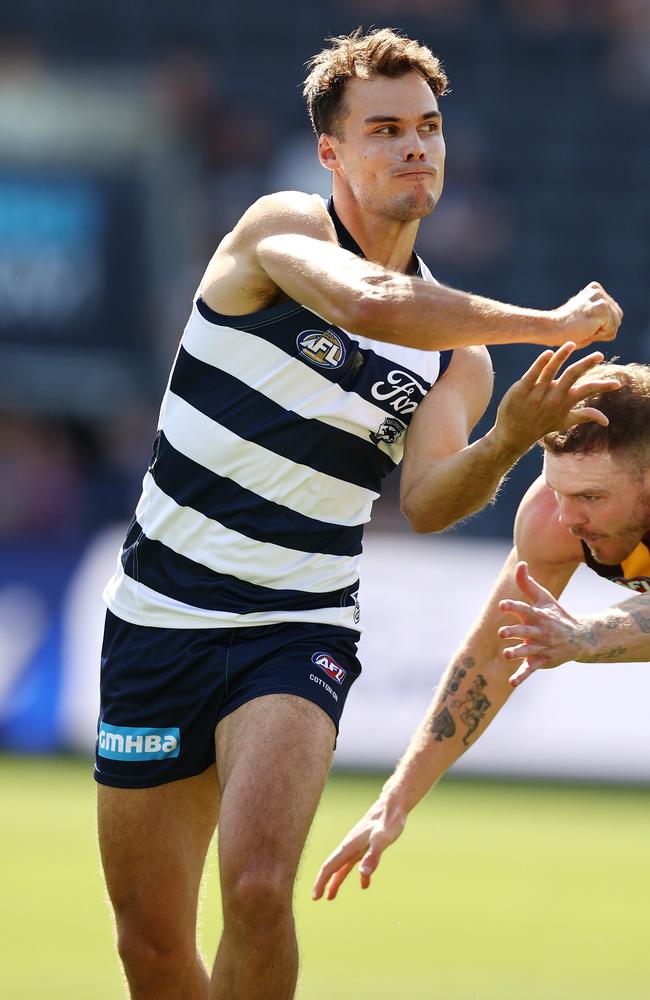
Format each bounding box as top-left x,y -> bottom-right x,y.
297,329 -> 346,369
311,651 -> 347,684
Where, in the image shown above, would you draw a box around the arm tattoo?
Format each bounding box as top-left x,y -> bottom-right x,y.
581,646 -> 627,663
457,674 -> 492,746
440,656 -> 475,704
430,668 -> 491,746
575,621 -> 599,648
630,608 -> 650,634
430,707 -> 456,741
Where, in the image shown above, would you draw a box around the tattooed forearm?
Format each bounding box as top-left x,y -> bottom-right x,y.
581,646 -> 628,662
630,608 -> 650,634
575,621 -> 599,648
440,656 -> 475,703
430,666 -> 492,747
430,707 -> 456,742
458,674 -> 491,746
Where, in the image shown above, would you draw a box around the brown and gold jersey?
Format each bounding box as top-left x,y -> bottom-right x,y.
581,535 -> 650,595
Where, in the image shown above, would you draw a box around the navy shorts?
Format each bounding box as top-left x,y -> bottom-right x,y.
95,611 -> 362,788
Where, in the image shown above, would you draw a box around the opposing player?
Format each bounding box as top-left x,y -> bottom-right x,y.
313,362 -> 650,902
96,27 -> 622,1000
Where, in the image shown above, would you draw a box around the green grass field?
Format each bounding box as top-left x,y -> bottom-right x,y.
2,755 -> 650,999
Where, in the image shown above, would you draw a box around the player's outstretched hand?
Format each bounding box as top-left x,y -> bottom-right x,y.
551,281 -> 622,348
498,561 -> 586,686
493,342 -> 621,457
312,797 -> 407,901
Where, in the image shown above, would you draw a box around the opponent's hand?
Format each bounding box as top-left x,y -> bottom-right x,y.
312,797 -> 407,901
498,561 -> 587,686
493,342 -> 621,457
550,281 -> 622,348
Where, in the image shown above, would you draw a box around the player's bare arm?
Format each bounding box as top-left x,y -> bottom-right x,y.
400,344 -> 621,533
200,191 -> 623,351
502,565 -> 650,686
313,477 -> 580,900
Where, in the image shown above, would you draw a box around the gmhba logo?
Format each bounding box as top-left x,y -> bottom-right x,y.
98,722 -> 180,761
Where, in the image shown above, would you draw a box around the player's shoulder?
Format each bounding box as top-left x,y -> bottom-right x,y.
514,473 -> 583,565
200,192 -> 338,312
231,190 -> 336,245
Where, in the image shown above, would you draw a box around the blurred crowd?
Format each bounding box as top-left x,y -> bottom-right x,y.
1,0 -> 650,547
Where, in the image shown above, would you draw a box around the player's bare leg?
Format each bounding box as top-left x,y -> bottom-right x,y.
98,766 -> 219,1000
210,694 -> 335,1000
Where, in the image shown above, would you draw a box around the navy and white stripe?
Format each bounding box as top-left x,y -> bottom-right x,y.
105,203 -> 451,631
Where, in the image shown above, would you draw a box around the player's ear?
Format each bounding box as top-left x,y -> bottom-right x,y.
318,134 -> 339,173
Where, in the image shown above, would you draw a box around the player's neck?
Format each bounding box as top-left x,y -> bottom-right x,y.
332,188 -> 420,274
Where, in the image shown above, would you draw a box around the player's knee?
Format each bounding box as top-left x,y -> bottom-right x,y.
116,916 -> 195,984
222,863 -> 294,931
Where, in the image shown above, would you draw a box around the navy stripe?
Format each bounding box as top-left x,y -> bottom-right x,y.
439,349 -> 453,377
195,294 -> 305,330
195,297 -> 435,411
121,522 -> 358,615
170,347 -> 395,489
151,431 -> 363,557
195,295 -> 370,392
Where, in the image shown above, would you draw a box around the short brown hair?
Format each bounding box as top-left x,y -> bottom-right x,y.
543,362 -> 650,463
303,27 -> 449,139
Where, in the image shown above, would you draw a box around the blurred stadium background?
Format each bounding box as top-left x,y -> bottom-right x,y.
1,0 -> 650,997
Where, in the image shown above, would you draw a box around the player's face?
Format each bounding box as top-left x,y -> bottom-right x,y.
320,71 -> 445,222
545,450 -> 650,565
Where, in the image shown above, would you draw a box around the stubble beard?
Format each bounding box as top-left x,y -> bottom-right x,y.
383,189 -> 438,221
359,186 -> 438,223
585,492 -> 650,563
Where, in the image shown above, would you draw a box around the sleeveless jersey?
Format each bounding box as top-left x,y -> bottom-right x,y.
104,202 -> 452,631
581,536 -> 650,594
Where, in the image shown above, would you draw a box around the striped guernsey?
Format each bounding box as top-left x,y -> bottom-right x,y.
104,201 -> 452,632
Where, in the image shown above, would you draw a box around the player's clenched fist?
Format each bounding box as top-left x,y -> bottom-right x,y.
553,281 -> 623,348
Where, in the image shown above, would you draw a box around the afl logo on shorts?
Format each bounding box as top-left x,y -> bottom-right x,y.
297,329 -> 346,369
311,652 -> 347,684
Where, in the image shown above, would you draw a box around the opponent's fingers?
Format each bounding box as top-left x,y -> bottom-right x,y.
513,349 -> 556,390
503,641 -> 547,660
514,561 -> 556,603
564,376 -> 620,401
498,623 -> 539,641
565,406 -> 610,428
509,660 -> 538,687
533,342 -> 577,383
553,350 -> 606,388
312,842 -> 363,900
325,861 -> 356,901
498,598 -> 536,621
359,846 -> 383,890
359,832 -> 390,879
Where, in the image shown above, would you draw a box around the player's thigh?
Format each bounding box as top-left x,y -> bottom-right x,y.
215,694 -> 335,887
98,765 -> 220,937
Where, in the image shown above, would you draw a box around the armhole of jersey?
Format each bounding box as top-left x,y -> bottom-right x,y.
194,295 -> 304,330
438,349 -> 453,379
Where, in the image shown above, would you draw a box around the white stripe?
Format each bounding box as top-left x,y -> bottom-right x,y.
351,333 -> 442,379
161,390 -> 377,526
185,306 -> 408,456
104,568 -> 361,632
136,473 -> 359,593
